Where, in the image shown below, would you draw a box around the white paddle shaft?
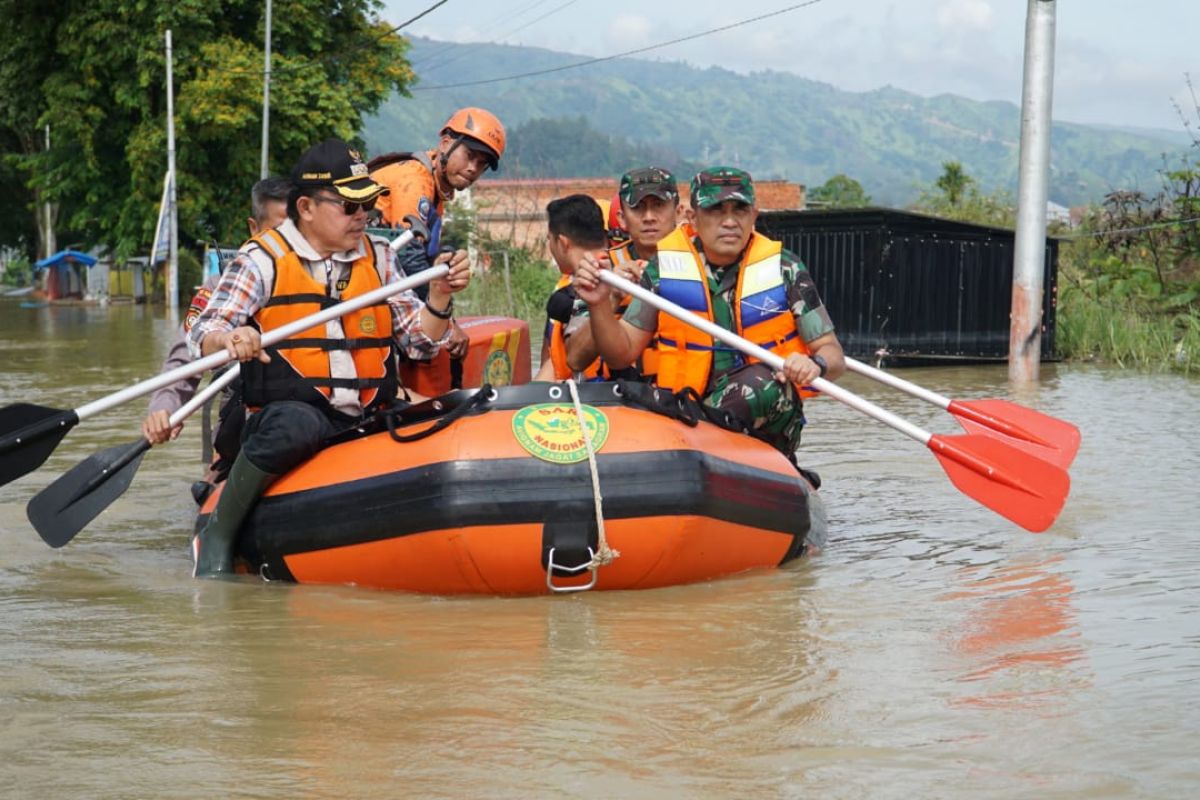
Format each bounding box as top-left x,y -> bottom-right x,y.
75,232 -> 438,422
597,270 -> 934,446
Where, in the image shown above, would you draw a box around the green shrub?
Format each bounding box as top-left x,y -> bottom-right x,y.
2,256 -> 31,287
177,248 -> 203,298
1058,286 -> 1199,374
457,237 -> 559,325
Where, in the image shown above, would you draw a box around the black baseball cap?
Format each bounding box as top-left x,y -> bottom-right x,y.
291,139 -> 389,202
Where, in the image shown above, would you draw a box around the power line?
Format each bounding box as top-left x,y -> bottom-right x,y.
1058,215 -> 1200,240
417,0 -> 582,76
414,0 -> 827,91
198,0 -> 451,78
413,0 -> 552,70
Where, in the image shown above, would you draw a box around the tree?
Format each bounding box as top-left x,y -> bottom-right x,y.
0,0 -> 413,260
0,3 -> 64,259
809,174 -> 871,208
913,162 -> 1015,226
935,160 -> 972,206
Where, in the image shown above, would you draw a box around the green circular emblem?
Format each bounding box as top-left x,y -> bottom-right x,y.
512,403 -> 611,464
484,348 -> 513,387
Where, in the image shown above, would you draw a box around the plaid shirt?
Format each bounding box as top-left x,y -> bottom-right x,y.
187,219 -> 446,416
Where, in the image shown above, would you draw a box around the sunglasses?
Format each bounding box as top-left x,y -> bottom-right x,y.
311,193 -> 378,216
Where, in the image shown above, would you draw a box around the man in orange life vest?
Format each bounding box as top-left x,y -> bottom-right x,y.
563,166 -> 681,376
573,166 -> 845,458
369,107 -> 506,360
533,195 -> 645,381
186,139 -> 470,577
142,177 -> 291,450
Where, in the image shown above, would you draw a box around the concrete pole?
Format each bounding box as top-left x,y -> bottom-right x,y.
259,0 -> 272,179
1009,0 -> 1056,382
43,125 -> 56,259
165,29 -> 179,319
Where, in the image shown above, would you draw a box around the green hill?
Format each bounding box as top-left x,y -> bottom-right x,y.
362,37 -> 1189,207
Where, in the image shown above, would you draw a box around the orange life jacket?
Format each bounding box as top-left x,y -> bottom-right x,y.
653,225 -> 811,396
546,271 -> 640,382
240,228 -> 397,414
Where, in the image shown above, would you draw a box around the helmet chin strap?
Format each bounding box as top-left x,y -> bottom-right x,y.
435,136 -> 464,200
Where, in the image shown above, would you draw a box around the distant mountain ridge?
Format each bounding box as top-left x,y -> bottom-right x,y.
362,37 -> 1191,207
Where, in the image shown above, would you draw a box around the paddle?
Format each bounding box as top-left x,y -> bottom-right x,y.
27,366 -> 240,548
844,356 -> 1081,468
597,270 -> 1070,533
0,230 -> 429,488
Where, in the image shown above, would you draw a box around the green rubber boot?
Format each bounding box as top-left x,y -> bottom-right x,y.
191,454 -> 277,578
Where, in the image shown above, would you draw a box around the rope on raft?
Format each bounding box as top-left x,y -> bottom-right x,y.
566,378 -> 619,569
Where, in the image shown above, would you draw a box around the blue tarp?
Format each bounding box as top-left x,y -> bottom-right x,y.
34,249 -> 98,270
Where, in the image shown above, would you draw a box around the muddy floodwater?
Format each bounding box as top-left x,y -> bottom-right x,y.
1,299 -> 1197,798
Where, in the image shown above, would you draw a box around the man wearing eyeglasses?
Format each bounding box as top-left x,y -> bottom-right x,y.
185,138 -> 471,577
140,177 -> 292,506
573,166 -> 845,461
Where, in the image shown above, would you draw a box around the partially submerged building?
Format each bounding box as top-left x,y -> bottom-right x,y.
757,208 -> 1059,363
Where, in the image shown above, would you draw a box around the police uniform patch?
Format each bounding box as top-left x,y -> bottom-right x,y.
184,287 -> 212,334
417,196 -> 432,220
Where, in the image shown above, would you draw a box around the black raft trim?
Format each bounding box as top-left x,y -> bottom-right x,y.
237,449 -> 811,567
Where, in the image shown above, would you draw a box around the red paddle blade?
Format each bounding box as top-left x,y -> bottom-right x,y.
948,399 -> 1081,470
928,434 -> 1070,533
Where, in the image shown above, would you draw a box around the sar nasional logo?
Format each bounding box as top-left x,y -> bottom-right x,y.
484,347 -> 513,386
512,403 -> 610,464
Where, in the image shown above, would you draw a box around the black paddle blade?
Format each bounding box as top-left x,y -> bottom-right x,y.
0,403 -> 79,487
27,438 -> 151,548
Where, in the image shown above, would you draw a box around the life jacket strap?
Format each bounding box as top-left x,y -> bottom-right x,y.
253,375 -> 392,390
263,293 -> 339,309
272,337 -> 394,352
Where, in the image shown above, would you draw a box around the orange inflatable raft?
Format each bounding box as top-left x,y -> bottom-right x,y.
199,382 -> 822,594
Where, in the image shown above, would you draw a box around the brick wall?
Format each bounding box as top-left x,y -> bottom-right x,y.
468,177 -> 805,252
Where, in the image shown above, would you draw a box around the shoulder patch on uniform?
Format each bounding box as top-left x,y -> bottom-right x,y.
183,287 -> 213,334
183,287 -> 214,335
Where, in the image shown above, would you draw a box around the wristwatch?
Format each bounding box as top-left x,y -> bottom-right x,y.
811,354 -> 828,378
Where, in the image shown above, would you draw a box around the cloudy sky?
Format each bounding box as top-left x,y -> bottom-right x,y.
383,0 -> 1200,132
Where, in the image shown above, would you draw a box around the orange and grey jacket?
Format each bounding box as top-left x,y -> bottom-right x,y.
240,229 -> 397,414
371,150 -> 445,261
653,225 -> 811,395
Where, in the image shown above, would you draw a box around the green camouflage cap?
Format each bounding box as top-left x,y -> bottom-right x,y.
690,166 -> 755,208
618,166 -> 678,206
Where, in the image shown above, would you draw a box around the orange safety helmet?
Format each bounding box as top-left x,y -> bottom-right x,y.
441,107 -> 506,169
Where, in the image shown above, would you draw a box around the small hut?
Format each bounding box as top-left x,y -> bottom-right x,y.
32,249 -> 97,301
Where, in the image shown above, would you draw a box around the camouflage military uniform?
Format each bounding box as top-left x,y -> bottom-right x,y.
622,238 -> 834,455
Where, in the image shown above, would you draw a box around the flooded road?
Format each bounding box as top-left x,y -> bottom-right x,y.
1,299 -> 1197,798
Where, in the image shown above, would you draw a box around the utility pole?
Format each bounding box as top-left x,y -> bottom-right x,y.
43,125 -> 56,259
1009,0 -> 1056,382
259,0 -> 273,179
165,29 -> 179,319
